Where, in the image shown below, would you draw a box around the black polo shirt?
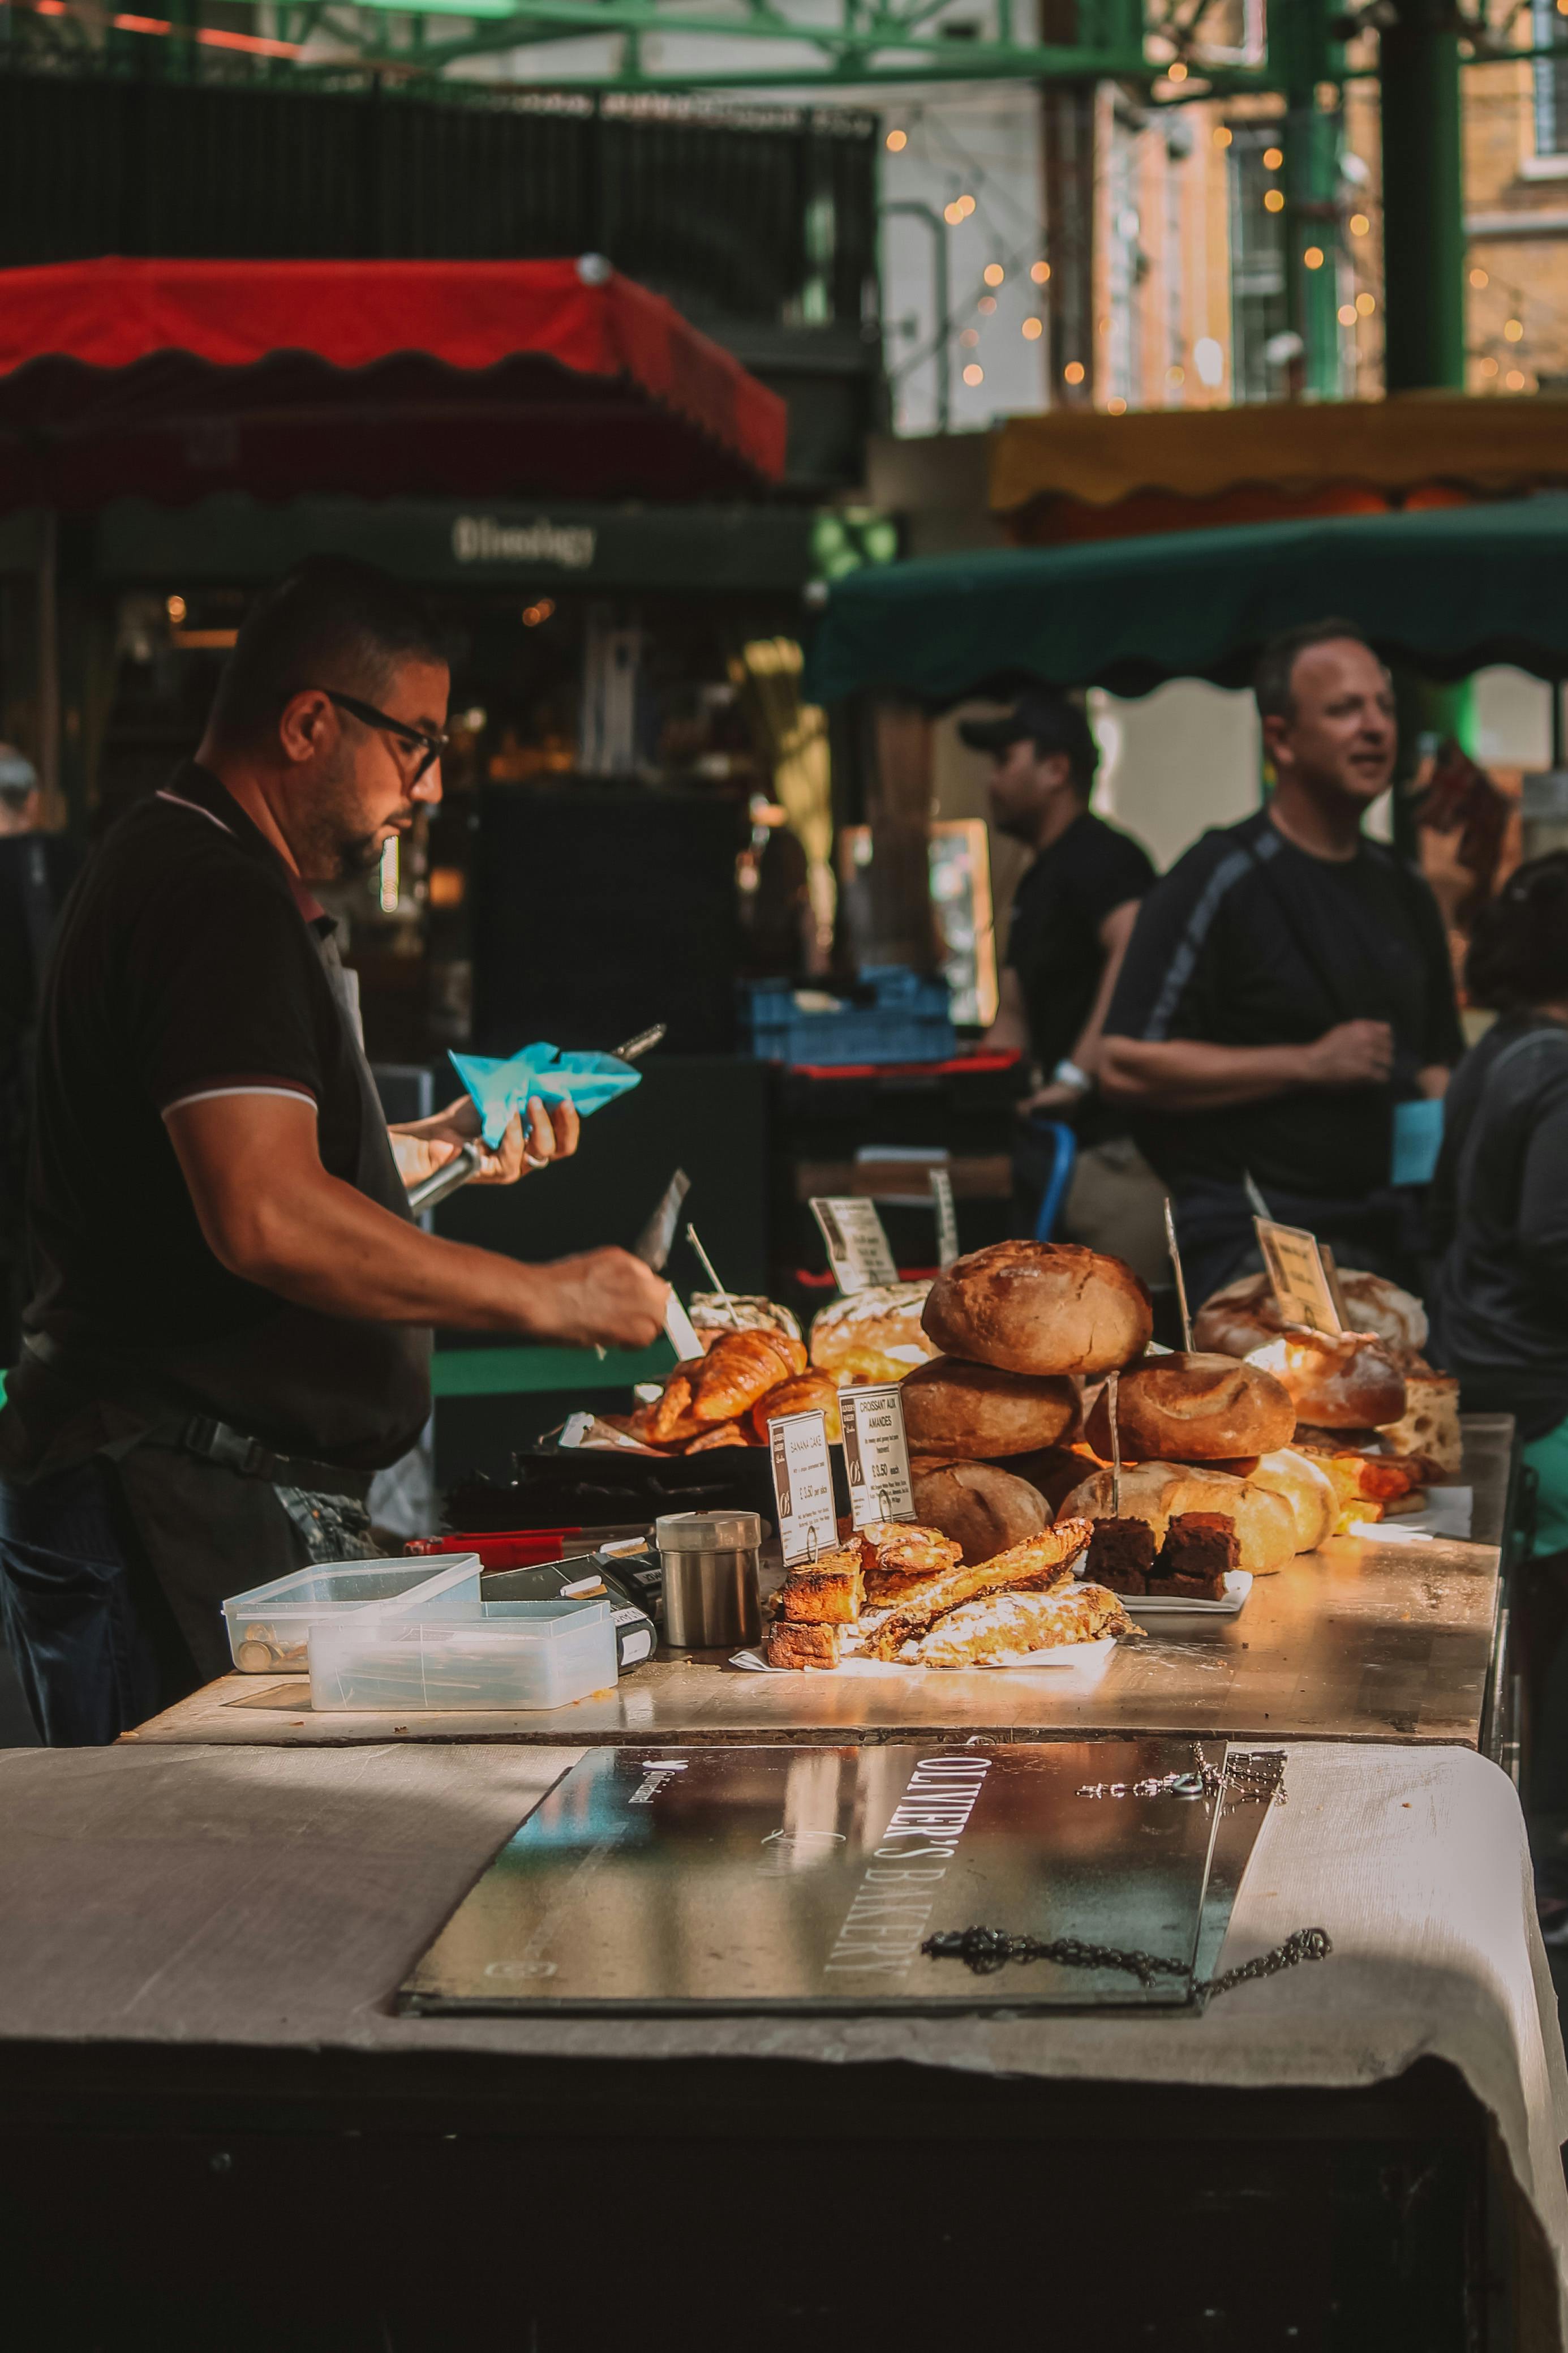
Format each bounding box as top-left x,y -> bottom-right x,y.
1,762 -> 429,1475
1006,810 -> 1155,1078
1104,807 -> 1463,1201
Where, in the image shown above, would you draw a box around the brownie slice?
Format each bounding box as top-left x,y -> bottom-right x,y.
1085,1515 -> 1158,1597
1150,1511 -> 1239,1600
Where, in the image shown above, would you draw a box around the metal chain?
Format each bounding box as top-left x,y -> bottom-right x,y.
921,1923 -> 1331,2000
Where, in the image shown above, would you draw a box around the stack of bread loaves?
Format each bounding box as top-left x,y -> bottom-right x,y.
904,1240 -> 1152,1558
1194,1266 -> 1463,1487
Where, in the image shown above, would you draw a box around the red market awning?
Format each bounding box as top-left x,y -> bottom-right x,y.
0,255 -> 788,510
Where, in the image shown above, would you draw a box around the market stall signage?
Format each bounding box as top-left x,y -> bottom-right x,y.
839,1383 -> 914,1526
768,1407 -> 838,1566
1255,1218 -> 1343,1335
811,1197 -> 898,1293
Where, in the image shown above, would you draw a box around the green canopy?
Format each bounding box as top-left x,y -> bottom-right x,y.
805,494 -> 1568,704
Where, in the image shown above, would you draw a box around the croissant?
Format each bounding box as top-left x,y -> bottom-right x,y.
690,1328 -> 806,1423
749,1371 -> 841,1443
650,1360 -> 705,1444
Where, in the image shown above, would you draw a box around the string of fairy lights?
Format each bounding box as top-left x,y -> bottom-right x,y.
880,75 -> 1560,419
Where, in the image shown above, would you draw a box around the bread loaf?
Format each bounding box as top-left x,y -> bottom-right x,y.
910,1460 -> 1052,1561
1246,1447 -> 1338,1553
690,1295 -> 801,1349
921,1240 -> 1153,1377
1195,1268 -> 1428,1357
1084,1352 -> 1295,1462
1245,1331 -> 1407,1431
1059,1460 -> 1297,1574
900,1355 -> 1079,1459
1379,1360 -> 1462,1475
809,1283 -> 937,1385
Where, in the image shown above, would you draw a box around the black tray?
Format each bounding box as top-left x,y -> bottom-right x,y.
446,1438 -> 852,1533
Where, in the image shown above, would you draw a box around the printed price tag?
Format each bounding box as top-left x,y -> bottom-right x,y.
1255,1217 -> 1343,1336
929,1167 -> 959,1271
664,1293 -> 704,1363
767,1408 -> 839,1567
839,1383 -> 914,1527
810,1197 -> 898,1293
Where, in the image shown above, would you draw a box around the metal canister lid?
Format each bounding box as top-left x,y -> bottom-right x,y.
655,1509 -> 762,1552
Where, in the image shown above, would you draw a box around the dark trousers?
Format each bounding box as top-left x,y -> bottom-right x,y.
0,1459 -> 197,1746
1169,1178 -> 1425,1313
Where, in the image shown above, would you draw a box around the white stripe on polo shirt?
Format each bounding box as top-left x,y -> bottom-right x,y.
161,1083 -> 318,1117
154,788 -> 234,833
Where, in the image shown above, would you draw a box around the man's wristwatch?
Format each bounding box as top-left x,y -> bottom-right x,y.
1053,1058 -> 1093,1095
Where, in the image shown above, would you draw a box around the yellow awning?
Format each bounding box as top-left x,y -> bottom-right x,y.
990,394 -> 1568,520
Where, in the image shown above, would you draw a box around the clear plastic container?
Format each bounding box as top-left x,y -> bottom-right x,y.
222,1555 -> 482,1673
308,1596 -> 618,1713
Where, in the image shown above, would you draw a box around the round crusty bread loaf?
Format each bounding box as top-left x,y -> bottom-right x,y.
691,1294 -> 801,1349
900,1355 -> 1079,1459
1059,1460 -> 1297,1574
910,1460 -> 1052,1561
1247,1447 -> 1337,1553
1246,1331 -> 1407,1430
1084,1352 -> 1295,1461
1194,1268 -> 1428,1358
809,1282 -> 937,1385
921,1240 -> 1152,1377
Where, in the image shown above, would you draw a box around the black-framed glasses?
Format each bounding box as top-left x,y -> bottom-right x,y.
324,689 -> 448,782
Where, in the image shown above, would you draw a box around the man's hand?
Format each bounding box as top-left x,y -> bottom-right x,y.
1300,1020 -> 1395,1088
390,1094 -> 581,1189
526,1249 -> 670,1349
1016,1079 -> 1086,1119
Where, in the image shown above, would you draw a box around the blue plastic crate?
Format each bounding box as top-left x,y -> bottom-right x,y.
740,967 -> 956,1066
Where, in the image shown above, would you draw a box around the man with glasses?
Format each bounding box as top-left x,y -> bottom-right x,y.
0,556 -> 668,1743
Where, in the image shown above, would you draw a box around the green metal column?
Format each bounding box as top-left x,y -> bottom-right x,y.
1378,0 -> 1465,391
1268,0 -> 1343,400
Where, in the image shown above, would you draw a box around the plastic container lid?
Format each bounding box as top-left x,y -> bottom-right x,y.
655,1510 -> 763,1552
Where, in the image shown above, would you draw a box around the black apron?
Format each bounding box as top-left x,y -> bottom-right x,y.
6,928 -> 431,1680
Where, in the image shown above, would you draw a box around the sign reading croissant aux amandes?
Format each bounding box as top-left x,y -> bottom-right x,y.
839,1383 -> 914,1527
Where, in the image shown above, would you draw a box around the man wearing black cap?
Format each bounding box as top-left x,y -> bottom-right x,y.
968,689 -> 1154,1107
966,692 -> 1157,1258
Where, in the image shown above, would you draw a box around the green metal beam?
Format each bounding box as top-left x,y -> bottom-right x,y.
1380,0 -> 1465,391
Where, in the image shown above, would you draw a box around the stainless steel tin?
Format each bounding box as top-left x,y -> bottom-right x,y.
655,1510 -> 763,1649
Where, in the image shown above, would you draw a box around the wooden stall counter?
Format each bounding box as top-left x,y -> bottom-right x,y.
122,1417 -> 1518,1757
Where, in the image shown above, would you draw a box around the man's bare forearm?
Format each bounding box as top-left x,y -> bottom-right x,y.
164,1095 -> 665,1345
221,1166 -> 582,1328
1099,1035 -> 1316,1112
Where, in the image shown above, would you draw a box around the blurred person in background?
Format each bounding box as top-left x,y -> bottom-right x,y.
1101,620 -> 1461,1303
967,689 -> 1163,1280
0,748 -> 81,1365
1428,856 -> 1568,1881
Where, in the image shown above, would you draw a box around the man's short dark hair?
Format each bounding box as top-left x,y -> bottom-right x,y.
1253,618 -> 1377,726
1466,852 -> 1568,1011
956,688 -> 1099,790
206,556 -> 447,752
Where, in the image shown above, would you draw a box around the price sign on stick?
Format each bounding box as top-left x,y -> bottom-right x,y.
810,1197 -> 898,1293
839,1383 -> 914,1527
768,1408 -> 838,1567
1255,1218 -> 1343,1336
929,1168 -> 960,1271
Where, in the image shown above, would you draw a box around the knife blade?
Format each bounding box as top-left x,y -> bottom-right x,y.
632,1168 -> 691,1272
612,1022 -> 667,1064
